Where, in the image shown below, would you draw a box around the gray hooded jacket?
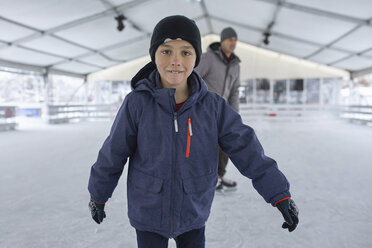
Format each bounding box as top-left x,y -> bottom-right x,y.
195,42 -> 241,112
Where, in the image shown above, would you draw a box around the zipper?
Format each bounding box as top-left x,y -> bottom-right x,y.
186,117 -> 192,158
169,112 -> 177,238
174,112 -> 178,133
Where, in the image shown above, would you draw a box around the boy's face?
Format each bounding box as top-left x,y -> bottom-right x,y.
155,40 -> 196,89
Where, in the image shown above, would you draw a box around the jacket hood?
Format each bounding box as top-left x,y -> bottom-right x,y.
130,62 -> 209,113
208,42 -> 221,52
207,42 -> 241,64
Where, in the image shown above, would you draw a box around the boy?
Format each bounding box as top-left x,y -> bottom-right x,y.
88,15 -> 299,248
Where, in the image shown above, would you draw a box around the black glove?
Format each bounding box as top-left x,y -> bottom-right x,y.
89,199 -> 106,224
276,198 -> 299,232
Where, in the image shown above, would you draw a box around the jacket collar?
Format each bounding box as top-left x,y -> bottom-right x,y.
208,42 -> 241,65
131,62 -> 208,114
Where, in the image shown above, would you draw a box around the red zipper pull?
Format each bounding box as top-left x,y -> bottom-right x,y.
186,118 -> 192,158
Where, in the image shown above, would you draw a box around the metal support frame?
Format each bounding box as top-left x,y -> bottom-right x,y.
210,15 -> 345,53
199,0 -> 213,34
258,0 -> 372,72
252,79 -> 257,104
260,0 -> 282,47
269,79 -> 274,104
42,72 -> 51,121
210,3 -> 372,76
350,66 -> 372,79
286,79 -> 290,104
304,24 -> 364,60
303,78 -> 307,104
0,58 -> 45,73
1,0 -> 371,78
3,0 -> 151,47
258,0 -> 370,25
319,78 -> 324,105
0,0 -> 152,77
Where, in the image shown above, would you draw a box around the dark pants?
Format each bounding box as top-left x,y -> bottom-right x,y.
218,146 -> 229,178
136,226 -> 205,248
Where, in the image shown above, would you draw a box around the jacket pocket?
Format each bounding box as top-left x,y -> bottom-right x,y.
127,168 -> 163,226
180,173 -> 217,226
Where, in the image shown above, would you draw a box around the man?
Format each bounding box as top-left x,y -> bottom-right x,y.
195,27 -> 241,191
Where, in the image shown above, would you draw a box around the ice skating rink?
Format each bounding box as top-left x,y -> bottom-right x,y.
1,113 -> 372,248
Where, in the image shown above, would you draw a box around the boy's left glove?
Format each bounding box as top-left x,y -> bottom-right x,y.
89,199 -> 106,224
276,198 -> 299,232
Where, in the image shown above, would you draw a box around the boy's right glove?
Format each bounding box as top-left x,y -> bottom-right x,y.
276,198 -> 299,232
88,199 -> 106,224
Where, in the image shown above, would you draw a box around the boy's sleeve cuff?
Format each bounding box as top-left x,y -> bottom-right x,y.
274,196 -> 291,206
269,191 -> 291,206
90,195 -> 108,204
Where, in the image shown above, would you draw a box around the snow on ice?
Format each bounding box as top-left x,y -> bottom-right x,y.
1,113 -> 372,248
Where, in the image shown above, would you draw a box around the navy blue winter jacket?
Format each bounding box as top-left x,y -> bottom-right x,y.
88,62 -> 290,238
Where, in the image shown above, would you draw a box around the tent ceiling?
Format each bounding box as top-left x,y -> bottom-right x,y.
0,0 -> 372,78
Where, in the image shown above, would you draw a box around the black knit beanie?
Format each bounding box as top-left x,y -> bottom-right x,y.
149,15 -> 202,67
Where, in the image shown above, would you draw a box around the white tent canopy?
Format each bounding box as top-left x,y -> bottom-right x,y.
88,34 -> 349,82
1,0 -> 372,79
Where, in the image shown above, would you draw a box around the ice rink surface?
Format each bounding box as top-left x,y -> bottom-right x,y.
1,113 -> 372,248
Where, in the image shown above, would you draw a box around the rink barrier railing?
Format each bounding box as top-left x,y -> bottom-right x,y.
239,104 -> 340,120
49,103 -> 336,124
0,106 -> 17,131
340,105 -> 372,124
47,104 -> 117,124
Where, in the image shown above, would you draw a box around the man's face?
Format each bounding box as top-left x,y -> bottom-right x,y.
221,37 -> 237,55
155,40 -> 196,89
